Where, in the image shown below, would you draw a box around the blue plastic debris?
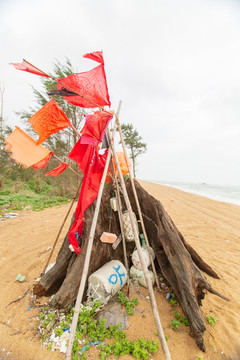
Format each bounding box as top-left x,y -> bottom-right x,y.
79,341 -> 104,354
27,306 -> 31,310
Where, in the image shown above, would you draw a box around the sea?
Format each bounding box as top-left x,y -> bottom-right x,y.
144,180 -> 240,207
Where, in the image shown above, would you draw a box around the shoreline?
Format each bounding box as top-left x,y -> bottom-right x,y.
141,179 -> 240,207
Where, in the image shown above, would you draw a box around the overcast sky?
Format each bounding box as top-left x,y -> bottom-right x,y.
1,0 -> 240,186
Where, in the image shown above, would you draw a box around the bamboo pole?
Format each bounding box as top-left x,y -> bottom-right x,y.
68,122 -> 81,139
52,154 -> 81,178
115,115 -> 160,290
42,178 -> 83,275
109,157 -> 129,273
107,127 -> 171,360
65,103 -> 121,360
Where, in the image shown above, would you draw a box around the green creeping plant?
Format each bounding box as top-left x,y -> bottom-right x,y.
39,298 -> 160,359
118,291 -> 139,315
206,315 -> 216,324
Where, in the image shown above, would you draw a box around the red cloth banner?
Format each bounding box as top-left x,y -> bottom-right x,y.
29,98 -> 70,144
32,152 -> 53,169
45,162 -> 69,177
56,64 -> 111,108
9,60 -> 50,78
68,141 -> 93,174
83,51 -> 104,64
80,110 -> 113,145
68,146 -> 108,253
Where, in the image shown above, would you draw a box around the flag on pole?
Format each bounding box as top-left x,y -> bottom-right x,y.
68,146 -> 108,253
105,152 -> 131,184
68,142 -> 93,174
4,127 -> 51,168
56,64 -> 111,108
9,60 -> 50,78
83,51 -> 104,64
45,162 -> 69,177
80,110 -> 113,145
32,152 -> 53,169
29,98 -> 70,144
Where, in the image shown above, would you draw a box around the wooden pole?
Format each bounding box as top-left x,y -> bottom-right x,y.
52,154 -> 81,178
68,122 -> 81,139
42,178 -> 83,275
65,103 -> 121,360
109,157 -> 129,273
107,127 -> 171,360
115,115 -> 160,290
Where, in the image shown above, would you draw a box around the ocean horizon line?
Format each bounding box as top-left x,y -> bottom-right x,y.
140,179 -> 240,207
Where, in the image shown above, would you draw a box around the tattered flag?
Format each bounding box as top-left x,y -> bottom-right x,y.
9,60 -> 50,78
45,162 -> 69,177
47,88 -> 79,97
80,110 -> 113,145
29,98 -> 70,144
4,127 -> 51,168
56,64 -> 111,108
83,51 -> 104,64
32,152 -> 53,169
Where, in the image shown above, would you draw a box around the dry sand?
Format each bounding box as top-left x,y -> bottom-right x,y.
0,180 -> 240,360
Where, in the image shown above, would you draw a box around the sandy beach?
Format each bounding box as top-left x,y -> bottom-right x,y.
0,180 -> 240,360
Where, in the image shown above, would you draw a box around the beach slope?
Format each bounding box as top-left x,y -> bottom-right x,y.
0,180 -> 239,360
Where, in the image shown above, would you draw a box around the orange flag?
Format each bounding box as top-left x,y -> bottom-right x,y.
105,152 -> 132,184
4,127 -> 51,168
29,98 -> 70,144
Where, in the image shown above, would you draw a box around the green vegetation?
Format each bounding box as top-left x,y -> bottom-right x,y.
0,191 -> 69,215
170,311 -> 190,330
0,59 -> 85,216
206,315 -> 216,324
118,291 -> 139,315
169,292 -> 178,306
38,300 -> 160,360
155,331 -> 168,341
120,123 -> 147,178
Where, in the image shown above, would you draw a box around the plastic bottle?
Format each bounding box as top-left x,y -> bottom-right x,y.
131,234 -> 155,270
130,265 -> 155,288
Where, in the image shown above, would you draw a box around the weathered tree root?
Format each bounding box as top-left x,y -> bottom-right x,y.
33,179 -> 229,351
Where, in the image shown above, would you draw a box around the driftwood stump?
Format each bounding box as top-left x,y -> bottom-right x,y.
33,179 -> 228,351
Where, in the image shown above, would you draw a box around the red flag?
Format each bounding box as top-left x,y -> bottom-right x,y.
9,60 -> 50,78
68,141 -> 93,174
45,162 -> 69,177
80,110 -> 113,145
57,65 -> 111,108
83,51 -> 104,64
68,146 -> 108,253
32,152 -> 53,169
29,98 -> 70,144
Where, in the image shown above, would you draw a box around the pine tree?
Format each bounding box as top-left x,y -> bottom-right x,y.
120,123 -> 147,178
